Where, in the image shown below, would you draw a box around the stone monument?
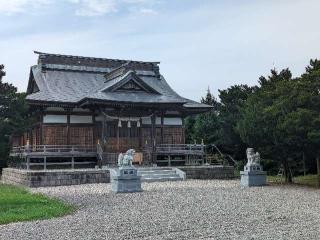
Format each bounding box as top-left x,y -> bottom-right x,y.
111,149 -> 142,193
240,148 -> 267,187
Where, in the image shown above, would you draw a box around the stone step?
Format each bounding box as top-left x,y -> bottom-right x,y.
140,173 -> 179,179
138,170 -> 176,175
142,176 -> 183,183
137,167 -> 184,183
137,167 -> 173,171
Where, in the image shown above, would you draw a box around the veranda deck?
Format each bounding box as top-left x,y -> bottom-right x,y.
10,144 -> 208,169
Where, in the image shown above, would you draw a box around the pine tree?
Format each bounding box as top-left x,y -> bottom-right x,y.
201,87 -> 219,110
0,65 -> 31,169
0,64 -> 5,81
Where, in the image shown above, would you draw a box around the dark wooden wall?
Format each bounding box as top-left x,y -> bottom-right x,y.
14,111 -> 185,153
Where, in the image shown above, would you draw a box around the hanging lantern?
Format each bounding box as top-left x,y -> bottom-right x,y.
127,120 -> 131,128
137,120 -> 141,128
118,119 -> 122,127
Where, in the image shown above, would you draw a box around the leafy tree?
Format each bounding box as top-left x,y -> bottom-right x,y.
193,88 -> 220,144
185,88 -> 220,144
217,85 -> 254,159
237,66 -> 320,182
0,65 -> 30,169
184,116 -> 196,144
300,59 -> 320,171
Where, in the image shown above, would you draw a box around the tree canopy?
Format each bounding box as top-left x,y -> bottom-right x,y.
186,60 -> 320,182
0,65 -> 30,169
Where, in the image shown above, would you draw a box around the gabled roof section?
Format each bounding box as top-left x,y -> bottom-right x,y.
26,51 -> 212,113
26,67 -> 40,94
103,70 -> 160,95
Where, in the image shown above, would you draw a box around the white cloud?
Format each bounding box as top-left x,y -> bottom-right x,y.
71,0 -> 117,16
0,0 -> 51,15
70,0 -> 157,17
122,0 -> 150,3
139,8 -> 157,15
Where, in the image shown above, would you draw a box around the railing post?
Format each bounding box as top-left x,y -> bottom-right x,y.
44,156 -> 47,170
44,145 -> 46,153
71,157 -> 75,169
26,157 -> 30,170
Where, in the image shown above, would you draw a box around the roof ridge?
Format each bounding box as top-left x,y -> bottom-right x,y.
34,51 -> 160,65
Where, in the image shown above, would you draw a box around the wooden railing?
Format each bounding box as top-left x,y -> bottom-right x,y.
11,145 -> 97,156
10,143 -> 235,168
155,144 -> 205,155
10,145 -> 98,170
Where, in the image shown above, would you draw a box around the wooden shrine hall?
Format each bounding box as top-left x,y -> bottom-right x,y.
10,51 -> 212,169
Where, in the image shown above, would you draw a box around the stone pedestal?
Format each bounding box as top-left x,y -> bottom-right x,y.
240,164 -> 267,187
111,166 -> 142,193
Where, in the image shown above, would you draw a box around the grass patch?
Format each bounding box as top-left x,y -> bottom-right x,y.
0,184 -> 74,225
294,174 -> 319,187
268,174 -> 319,188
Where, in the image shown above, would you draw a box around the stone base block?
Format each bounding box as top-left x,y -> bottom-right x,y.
179,165 -> 235,179
110,166 -> 142,193
111,178 -> 142,193
240,170 -> 267,187
1,168 -> 110,187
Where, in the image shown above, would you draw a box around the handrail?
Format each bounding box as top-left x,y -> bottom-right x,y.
10,145 -> 97,154
209,144 -> 238,166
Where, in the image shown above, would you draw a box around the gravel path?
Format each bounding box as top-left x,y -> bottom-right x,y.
1,180 -> 320,240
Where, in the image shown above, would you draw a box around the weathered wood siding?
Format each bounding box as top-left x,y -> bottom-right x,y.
69,126 -> 94,145
43,126 -> 68,145
13,111 -> 185,152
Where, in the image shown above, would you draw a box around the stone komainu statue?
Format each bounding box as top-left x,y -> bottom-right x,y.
246,148 -> 260,165
118,149 -> 136,167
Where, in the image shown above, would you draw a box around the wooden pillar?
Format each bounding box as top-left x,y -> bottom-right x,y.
182,117 -> 186,144
138,119 -> 142,150
128,121 -> 131,149
67,113 -> 71,145
117,121 -> 120,152
102,114 -> 106,146
160,114 -> 164,144
40,112 -> 44,145
92,113 -> 96,145
151,114 -> 156,163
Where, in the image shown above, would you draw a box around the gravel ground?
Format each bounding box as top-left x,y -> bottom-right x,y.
1,180 -> 320,240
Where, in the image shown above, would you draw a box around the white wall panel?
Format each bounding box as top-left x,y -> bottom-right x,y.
142,117 -> 182,125
70,115 -> 93,124
43,115 -> 67,123
164,118 -> 182,125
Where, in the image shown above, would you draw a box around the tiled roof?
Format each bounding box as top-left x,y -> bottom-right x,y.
26,52 -> 212,111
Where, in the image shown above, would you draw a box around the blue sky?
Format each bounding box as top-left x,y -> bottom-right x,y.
1,0 -> 320,101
